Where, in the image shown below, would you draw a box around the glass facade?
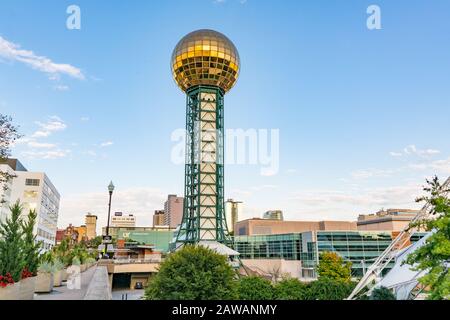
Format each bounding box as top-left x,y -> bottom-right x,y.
171,29 -> 240,93
235,233 -> 303,260
317,231 -> 394,277
234,231 -> 426,278
117,230 -> 175,253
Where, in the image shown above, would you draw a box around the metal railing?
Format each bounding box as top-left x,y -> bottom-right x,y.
113,257 -> 162,264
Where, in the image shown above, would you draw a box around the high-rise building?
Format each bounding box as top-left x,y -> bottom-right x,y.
164,195 -> 184,228
171,30 -> 240,245
263,210 -> 284,221
0,159 -> 60,251
85,213 -> 97,239
111,212 -> 136,228
225,199 -> 243,234
153,210 -> 166,227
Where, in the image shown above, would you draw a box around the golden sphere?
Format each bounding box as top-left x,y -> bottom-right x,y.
171,29 -> 240,93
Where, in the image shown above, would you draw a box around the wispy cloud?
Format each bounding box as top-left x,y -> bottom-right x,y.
13,116 -> 70,160
22,149 -> 71,160
0,36 -> 84,80
351,168 -> 395,180
27,141 -> 57,149
289,184 -> 424,211
390,144 -> 440,158
409,157 -> 450,174
53,84 -> 69,91
100,141 -> 114,147
250,185 -> 278,191
32,116 -> 67,138
389,151 -> 403,157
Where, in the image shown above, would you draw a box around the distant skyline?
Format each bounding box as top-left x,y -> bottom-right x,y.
1,1 -> 449,232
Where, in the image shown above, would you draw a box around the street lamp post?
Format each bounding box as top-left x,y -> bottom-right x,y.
106,181 -> 115,237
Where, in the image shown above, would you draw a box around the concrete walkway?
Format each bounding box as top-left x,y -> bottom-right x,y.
34,266 -> 97,300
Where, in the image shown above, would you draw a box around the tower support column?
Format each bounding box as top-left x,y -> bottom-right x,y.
176,85 -> 229,245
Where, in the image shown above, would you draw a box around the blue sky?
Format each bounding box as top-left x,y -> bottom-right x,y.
1,0 -> 449,230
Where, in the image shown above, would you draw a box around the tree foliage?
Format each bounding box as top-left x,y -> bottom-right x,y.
0,114 -> 21,186
405,176 -> 450,300
145,245 -> 237,300
307,279 -> 356,300
21,209 -> 41,276
273,278 -> 309,300
237,276 -> 274,300
0,202 -> 25,282
317,251 -> 352,283
369,286 -> 396,300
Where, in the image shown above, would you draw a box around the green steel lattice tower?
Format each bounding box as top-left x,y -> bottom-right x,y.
170,30 -> 240,245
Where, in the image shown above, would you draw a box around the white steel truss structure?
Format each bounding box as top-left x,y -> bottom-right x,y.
347,176 -> 450,300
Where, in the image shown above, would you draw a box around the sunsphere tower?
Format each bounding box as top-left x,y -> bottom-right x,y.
171,29 -> 240,245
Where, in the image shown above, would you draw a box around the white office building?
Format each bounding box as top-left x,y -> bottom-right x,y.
0,159 -> 60,251
111,212 -> 136,228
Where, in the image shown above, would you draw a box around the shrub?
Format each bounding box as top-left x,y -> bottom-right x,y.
0,202 -> 25,282
38,261 -> 54,274
53,259 -> 65,272
21,209 -> 41,276
145,245 -> 237,300
307,279 -> 356,300
274,278 -> 309,300
237,276 -> 274,300
370,287 -> 396,300
71,257 -> 81,266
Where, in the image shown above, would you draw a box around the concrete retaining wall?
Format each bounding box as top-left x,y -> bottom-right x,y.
84,266 -> 112,300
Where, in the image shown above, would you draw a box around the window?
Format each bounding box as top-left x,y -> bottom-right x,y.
24,190 -> 38,198
25,179 -> 40,186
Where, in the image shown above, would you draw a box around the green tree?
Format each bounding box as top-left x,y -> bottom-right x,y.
21,209 -> 41,276
52,237 -> 71,266
0,202 -> 25,282
0,114 -> 21,201
237,276 -> 274,300
145,245 -> 237,300
317,252 -> 352,283
273,278 -> 309,300
308,278 -> 356,300
405,176 -> 450,300
370,287 -> 396,300
71,243 -> 89,264
86,236 -> 103,249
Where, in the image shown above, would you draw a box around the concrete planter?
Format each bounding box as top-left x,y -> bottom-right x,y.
19,277 -> 36,300
61,268 -> 68,282
80,264 -> 87,272
35,272 -> 53,293
0,282 -> 20,300
53,270 -> 63,287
